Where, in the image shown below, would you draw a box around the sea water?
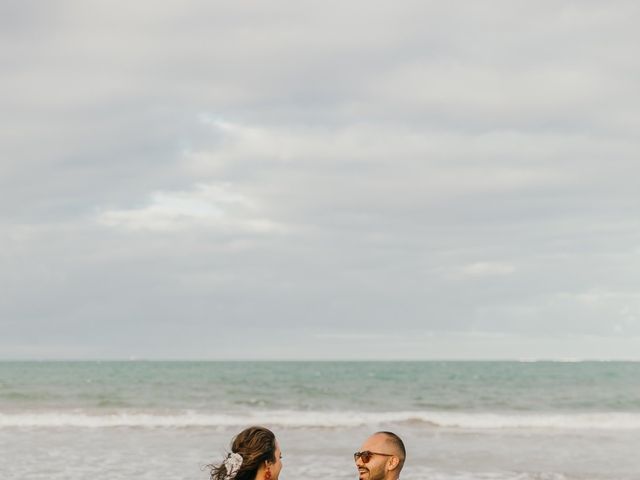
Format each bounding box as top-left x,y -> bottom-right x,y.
0,361 -> 638,479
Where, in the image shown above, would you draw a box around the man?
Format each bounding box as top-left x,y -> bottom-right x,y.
354,431 -> 406,480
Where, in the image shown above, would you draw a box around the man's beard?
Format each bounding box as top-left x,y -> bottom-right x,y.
359,464 -> 385,480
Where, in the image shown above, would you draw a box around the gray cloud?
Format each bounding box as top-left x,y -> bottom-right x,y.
2,1 -> 640,359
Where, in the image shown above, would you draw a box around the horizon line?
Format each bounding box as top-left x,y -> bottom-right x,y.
1,358 -> 639,362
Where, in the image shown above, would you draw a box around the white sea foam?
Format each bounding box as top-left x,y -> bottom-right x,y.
1,410 -> 640,430
407,470 -> 570,480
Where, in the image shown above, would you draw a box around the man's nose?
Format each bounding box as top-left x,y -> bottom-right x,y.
355,456 -> 364,467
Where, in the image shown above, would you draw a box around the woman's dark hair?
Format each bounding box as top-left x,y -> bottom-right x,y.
209,426 -> 277,480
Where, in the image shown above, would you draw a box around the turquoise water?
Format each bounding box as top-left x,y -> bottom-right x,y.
1,361 -> 639,412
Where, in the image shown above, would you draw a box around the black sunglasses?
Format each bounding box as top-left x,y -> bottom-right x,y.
353,451 -> 394,463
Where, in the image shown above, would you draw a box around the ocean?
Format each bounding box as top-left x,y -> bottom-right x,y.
0,361 -> 638,479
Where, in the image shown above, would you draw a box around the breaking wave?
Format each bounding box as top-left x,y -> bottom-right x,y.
1,410 -> 640,429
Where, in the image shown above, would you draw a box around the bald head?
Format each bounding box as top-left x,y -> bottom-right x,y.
373,432 -> 405,469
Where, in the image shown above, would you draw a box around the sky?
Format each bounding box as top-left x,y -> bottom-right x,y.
2,0 -> 640,360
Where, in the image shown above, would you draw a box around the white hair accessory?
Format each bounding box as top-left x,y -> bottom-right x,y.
223,452 -> 243,480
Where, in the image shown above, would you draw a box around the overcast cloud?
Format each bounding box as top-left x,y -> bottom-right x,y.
2,0 -> 639,359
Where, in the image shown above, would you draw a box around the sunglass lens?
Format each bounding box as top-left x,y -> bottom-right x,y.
355,451 -> 371,463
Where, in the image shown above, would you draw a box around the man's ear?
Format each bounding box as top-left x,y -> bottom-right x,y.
386,456 -> 399,471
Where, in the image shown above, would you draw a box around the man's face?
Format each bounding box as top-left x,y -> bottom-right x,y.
354,435 -> 394,480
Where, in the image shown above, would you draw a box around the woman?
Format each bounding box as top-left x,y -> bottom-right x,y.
209,426 -> 282,480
